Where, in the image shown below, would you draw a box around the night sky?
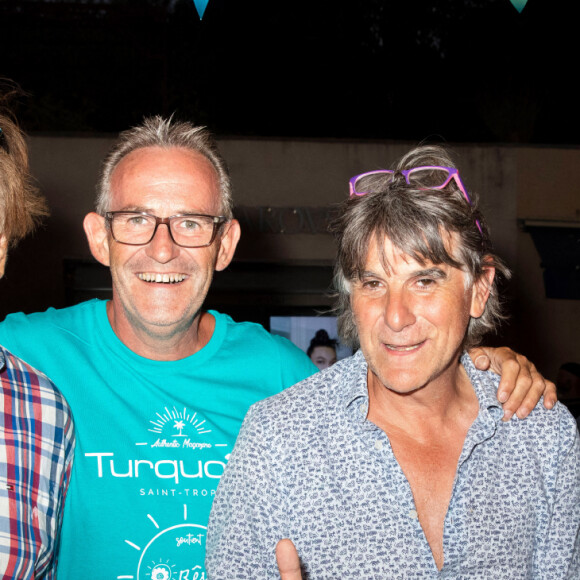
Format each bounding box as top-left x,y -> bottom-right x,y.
1,0 -> 577,144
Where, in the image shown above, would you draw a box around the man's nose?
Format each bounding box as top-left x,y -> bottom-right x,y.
382,288 -> 416,332
145,223 -> 180,263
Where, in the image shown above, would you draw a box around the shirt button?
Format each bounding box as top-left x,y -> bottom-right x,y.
359,403 -> 367,415
374,440 -> 383,451
409,509 -> 418,520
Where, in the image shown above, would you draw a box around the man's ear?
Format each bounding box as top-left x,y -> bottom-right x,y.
0,234 -> 8,278
215,219 -> 241,272
83,212 -> 111,267
470,264 -> 495,319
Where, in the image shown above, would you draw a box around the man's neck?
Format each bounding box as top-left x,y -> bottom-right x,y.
367,360 -> 478,436
106,301 -> 215,361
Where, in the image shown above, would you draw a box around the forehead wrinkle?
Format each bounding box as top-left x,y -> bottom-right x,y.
373,232 -> 427,278
116,205 -> 204,216
371,227 -> 465,277
371,229 -> 432,278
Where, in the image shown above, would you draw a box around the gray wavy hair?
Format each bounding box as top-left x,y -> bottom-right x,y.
331,145 -> 510,350
96,115 -> 233,219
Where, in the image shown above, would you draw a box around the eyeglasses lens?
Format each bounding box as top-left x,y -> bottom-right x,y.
405,167 -> 451,189
353,171 -> 394,196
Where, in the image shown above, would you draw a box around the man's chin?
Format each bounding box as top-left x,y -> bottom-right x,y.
378,378 -> 426,396
368,364 -> 431,396
141,311 -> 195,329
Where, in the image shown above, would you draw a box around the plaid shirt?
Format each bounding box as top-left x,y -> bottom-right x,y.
0,346 -> 74,578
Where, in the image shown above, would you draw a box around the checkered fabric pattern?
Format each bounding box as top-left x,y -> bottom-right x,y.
0,346 -> 74,579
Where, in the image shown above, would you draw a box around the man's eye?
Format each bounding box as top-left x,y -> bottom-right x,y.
179,219 -> 202,231
362,280 -> 381,289
127,216 -> 150,226
416,278 -> 435,288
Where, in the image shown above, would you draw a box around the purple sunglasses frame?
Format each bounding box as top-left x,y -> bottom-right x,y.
348,166 -> 483,235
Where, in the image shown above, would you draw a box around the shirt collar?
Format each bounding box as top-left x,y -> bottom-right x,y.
461,351 -> 504,423
342,350 -> 370,416
0,346 -> 6,372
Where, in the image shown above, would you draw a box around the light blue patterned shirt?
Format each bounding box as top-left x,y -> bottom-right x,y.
207,351 -> 580,579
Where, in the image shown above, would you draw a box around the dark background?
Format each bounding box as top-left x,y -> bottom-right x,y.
0,0 -> 576,145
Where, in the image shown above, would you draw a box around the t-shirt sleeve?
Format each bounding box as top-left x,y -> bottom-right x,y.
0,311 -> 52,373
0,312 -> 27,355
272,334 -> 318,389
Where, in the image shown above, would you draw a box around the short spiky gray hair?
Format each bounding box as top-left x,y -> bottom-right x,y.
96,116 -> 233,219
331,145 -> 510,350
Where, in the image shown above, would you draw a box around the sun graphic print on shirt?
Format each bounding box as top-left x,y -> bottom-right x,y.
148,406 -> 212,438
120,504 -> 207,580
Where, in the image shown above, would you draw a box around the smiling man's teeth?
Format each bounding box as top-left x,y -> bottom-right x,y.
138,273 -> 186,283
385,344 -> 420,351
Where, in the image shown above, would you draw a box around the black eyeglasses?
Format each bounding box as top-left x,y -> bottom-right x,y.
105,211 -> 227,248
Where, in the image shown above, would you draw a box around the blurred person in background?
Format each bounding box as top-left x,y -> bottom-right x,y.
307,329 -> 338,370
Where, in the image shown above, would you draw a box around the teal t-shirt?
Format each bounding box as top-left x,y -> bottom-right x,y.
0,300 -> 316,580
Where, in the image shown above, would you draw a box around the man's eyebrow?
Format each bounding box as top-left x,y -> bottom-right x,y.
413,267 -> 447,279
360,270 -> 381,279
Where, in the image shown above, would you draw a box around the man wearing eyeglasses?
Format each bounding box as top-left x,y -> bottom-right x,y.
0,116 -> 317,579
0,119 -> 558,579
207,146 -> 580,578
